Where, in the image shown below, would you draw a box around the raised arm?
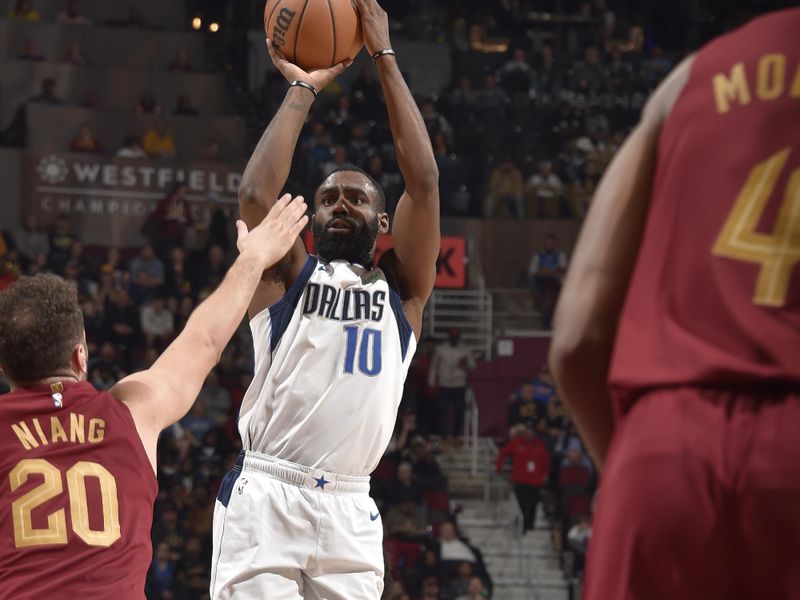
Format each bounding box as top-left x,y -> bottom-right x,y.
356,0 -> 440,337
548,57 -> 694,468
239,40 -> 351,316
111,196 -> 308,469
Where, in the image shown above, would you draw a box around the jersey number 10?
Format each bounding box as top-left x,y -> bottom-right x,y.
343,326 -> 382,376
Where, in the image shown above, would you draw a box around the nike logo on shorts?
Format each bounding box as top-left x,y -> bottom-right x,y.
370,512 -> 380,521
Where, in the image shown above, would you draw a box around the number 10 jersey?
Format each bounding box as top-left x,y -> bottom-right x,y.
239,256 -> 417,477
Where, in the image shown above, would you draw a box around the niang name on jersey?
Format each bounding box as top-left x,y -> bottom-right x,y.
302,283 -> 386,323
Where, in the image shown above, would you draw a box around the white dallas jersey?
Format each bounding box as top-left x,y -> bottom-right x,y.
239,256 -> 417,477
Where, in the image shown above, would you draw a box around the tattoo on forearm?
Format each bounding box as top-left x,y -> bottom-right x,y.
287,101 -> 305,112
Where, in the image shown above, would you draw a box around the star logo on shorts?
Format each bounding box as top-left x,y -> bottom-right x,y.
314,475 -> 331,490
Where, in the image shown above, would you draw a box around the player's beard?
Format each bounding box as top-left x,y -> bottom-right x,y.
312,215 -> 379,267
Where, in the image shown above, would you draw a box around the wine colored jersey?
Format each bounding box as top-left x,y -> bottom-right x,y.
0,381 -> 157,598
609,8 -> 800,410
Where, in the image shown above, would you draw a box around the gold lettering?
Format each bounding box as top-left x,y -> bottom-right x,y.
12,423 -> 39,450
713,62 -> 751,114
70,413 -> 85,443
88,419 -> 105,444
756,53 -> 785,100
32,418 -> 49,446
50,417 -> 68,444
790,62 -> 800,98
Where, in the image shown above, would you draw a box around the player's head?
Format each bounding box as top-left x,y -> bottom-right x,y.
0,274 -> 88,387
312,167 -> 389,266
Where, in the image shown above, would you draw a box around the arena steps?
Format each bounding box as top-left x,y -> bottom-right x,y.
438,444 -> 571,600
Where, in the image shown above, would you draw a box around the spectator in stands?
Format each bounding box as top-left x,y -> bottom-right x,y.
172,535 -> 210,598
531,40 -> 562,98
202,139 -> 221,161
163,246 -> 190,297
531,364 -> 556,405
473,74 -> 507,108
485,161 -> 523,218
69,123 -> 105,154
321,145 -> 349,178
17,37 -> 45,61
48,215 -> 75,273
567,514 -> 592,570
448,76 -> 475,107
447,562 -> 477,600
168,47 -> 194,72
129,243 -> 165,289
116,135 -> 147,159
525,160 -> 564,218
390,462 -> 423,506
103,286 -> 141,354
496,425 -> 551,533
428,330 -> 475,440
507,382 -> 543,438
457,576 -> 488,600
385,494 -> 429,541
566,158 -> 600,218
174,94 -> 199,116
420,101 -> 453,147
9,0 -> 39,20
349,66 -> 382,121
191,245 -> 226,293
30,78 -> 64,105
436,522 -> 490,582
13,213 -> 49,270
63,40 -> 89,65
347,122 -> 371,167
407,436 -> 446,492
181,400 -> 215,448
135,90 -> 161,115
143,119 -> 176,159
497,48 -> 532,96
572,46 -> 605,92
197,369 -> 230,426
140,295 -> 174,349
527,233 -> 567,328
419,577 -> 441,600
147,542 -> 176,597
57,0 -> 89,24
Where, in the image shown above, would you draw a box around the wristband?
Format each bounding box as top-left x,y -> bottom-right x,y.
289,80 -> 318,97
371,48 -> 396,61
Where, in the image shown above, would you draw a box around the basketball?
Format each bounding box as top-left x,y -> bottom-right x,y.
264,0 -> 364,71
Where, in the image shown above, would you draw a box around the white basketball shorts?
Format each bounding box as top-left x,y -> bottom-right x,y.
210,450 -> 384,600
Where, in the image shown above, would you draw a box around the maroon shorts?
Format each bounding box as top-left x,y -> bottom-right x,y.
584,386 -> 800,600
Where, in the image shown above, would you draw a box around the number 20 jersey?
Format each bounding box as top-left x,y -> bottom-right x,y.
239,256 -> 417,477
609,8 -> 800,412
0,381 -> 157,598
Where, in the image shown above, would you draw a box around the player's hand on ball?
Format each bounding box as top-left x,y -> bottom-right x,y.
267,37 -> 352,92
353,0 -> 391,56
236,194 -> 308,268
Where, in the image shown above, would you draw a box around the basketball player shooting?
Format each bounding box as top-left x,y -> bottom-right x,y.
0,198 -> 308,597
209,0 -> 440,598
550,7 -> 800,599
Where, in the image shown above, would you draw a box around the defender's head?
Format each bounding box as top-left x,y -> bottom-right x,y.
312,167 -> 389,266
0,274 -> 87,387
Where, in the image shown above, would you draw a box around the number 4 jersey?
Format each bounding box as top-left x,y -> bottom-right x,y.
239,256 -> 417,477
609,8 -> 800,412
0,381 -> 156,598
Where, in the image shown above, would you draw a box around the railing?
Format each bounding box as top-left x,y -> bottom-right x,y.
425,290 -> 493,359
462,387 -> 479,476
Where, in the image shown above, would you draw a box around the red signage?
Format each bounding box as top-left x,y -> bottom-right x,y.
303,232 -> 466,289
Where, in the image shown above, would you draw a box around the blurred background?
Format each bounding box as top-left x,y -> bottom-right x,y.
0,0 -> 793,598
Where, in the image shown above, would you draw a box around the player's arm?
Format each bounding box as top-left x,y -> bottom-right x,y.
356,0 -> 440,338
239,41 -> 351,317
111,196 -> 308,468
548,56 -> 694,468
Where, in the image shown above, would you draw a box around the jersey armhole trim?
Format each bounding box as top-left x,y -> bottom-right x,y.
388,287 -> 414,361
266,255 -> 318,352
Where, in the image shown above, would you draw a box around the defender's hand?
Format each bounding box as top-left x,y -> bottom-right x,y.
237,194 -> 308,268
267,38 -> 352,92
353,0 -> 391,56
